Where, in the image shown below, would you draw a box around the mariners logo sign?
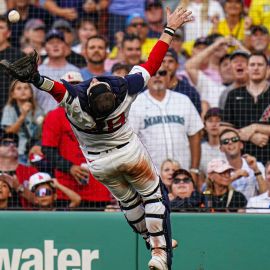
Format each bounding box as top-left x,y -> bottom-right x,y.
0,240 -> 99,270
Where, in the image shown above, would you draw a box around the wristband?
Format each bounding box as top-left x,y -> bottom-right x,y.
254,171 -> 262,176
190,168 -> 200,175
164,26 -> 175,36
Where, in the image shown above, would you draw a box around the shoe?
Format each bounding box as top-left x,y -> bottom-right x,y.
148,249 -> 168,270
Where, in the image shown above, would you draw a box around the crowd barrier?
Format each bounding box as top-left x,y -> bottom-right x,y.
0,212 -> 269,270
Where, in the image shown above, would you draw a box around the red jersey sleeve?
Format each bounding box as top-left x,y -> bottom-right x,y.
140,40 -> 169,76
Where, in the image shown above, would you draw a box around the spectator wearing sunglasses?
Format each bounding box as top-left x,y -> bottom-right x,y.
29,172 -> 81,210
129,67 -> 204,184
206,158 -> 247,212
109,13 -> 158,62
219,129 -> 267,200
199,108 -> 226,191
170,169 -> 205,212
0,128 -> 37,209
162,48 -> 202,114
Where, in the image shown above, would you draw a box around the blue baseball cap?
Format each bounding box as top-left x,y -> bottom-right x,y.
45,29 -> 65,43
126,13 -> 146,27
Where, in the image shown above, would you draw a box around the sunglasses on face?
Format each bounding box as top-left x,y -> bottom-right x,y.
130,22 -> 147,27
35,188 -> 53,197
173,177 -> 192,184
220,136 -> 240,145
0,140 -> 18,147
155,70 -> 167,77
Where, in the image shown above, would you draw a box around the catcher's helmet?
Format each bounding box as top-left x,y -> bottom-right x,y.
87,82 -> 116,118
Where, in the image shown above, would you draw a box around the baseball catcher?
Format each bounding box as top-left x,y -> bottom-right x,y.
0,6 -> 193,270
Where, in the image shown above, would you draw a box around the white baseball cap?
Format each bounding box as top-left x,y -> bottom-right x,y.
61,71 -> 83,83
28,172 -> 53,191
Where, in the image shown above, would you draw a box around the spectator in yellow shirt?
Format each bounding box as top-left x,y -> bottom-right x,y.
212,0 -> 245,41
249,0 -> 270,34
109,13 -> 158,61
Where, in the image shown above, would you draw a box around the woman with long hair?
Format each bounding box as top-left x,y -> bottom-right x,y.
205,158 -> 247,212
1,80 -> 44,164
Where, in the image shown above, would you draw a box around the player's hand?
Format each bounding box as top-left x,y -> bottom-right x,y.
70,165 -> 89,184
166,6 -> 193,30
250,133 -> 269,147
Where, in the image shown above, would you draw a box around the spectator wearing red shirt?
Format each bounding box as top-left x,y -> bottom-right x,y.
0,128 -> 37,209
41,71 -> 111,209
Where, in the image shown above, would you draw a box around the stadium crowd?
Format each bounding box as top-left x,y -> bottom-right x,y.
0,0 -> 270,213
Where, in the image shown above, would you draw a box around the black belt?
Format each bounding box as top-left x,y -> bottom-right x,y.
88,142 -> 129,155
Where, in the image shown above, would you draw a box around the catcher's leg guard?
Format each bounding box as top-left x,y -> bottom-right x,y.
119,192 -> 150,249
142,179 -> 172,270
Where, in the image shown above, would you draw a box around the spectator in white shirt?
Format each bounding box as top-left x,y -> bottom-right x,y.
246,161 -> 270,213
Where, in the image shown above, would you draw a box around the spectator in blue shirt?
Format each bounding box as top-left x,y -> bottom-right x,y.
162,48 -> 202,114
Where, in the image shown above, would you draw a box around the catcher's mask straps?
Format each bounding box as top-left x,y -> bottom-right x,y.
87,79 -> 111,96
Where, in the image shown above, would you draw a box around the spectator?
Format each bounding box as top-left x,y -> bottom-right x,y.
212,0 -> 245,42
224,52 -> 270,165
20,19 -> 46,57
7,0 -> 53,48
0,129 -> 37,209
72,18 -> 98,56
1,80 -> 44,165
206,158 -> 247,212
82,0 -> 109,36
29,172 -> 81,210
0,15 -> 24,116
162,48 -> 202,114
246,25 -> 270,58
51,19 -> 87,68
169,29 -> 188,71
43,0 -> 80,22
220,128 -> 267,200
246,161 -> 270,213
109,13 -> 158,62
80,35 -> 111,80
160,158 -> 181,192
248,0 -> 270,34
185,36 -> 234,107
0,174 -> 13,209
181,0 -> 224,51
111,63 -> 131,77
199,108 -> 226,190
108,0 -> 145,48
145,0 -> 164,38
121,34 -> 143,66
34,29 -> 80,113
38,71 -> 112,209
219,50 -> 249,109
129,67 -> 204,183
0,173 -> 34,209
170,169 -> 205,211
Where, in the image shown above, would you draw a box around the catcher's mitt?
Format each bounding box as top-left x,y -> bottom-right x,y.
0,50 -> 39,83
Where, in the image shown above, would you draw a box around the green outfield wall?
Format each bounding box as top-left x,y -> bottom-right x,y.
0,212 -> 269,270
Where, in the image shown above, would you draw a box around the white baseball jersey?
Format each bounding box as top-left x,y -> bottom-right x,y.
59,65 -> 150,155
129,89 -> 204,171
